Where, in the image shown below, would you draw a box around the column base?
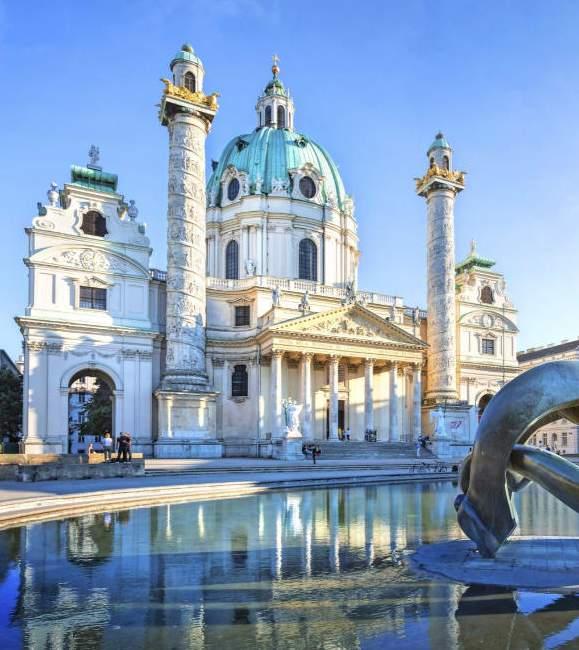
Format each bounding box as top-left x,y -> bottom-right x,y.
23,439 -> 65,455
422,403 -> 472,460
272,437 -> 304,461
155,389 -> 221,458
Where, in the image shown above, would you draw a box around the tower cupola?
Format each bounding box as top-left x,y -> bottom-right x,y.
170,43 -> 205,94
427,131 -> 452,170
255,56 -> 295,130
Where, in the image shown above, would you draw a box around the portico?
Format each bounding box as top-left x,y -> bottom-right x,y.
257,305 -> 426,442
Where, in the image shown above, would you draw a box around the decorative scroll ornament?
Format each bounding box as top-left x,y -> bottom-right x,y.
456,360 -> 579,558
52,249 -> 130,273
161,78 -> 219,110
415,164 -> 466,192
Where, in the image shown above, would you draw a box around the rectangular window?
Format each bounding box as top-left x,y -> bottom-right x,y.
562,432 -> 568,447
481,338 -> 495,355
232,364 -> 248,397
80,286 -> 107,310
235,305 -> 250,327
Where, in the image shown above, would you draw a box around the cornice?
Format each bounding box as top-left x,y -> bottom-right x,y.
16,316 -> 161,340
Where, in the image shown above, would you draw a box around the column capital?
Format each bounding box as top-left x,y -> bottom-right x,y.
329,354 -> 341,364
364,357 -> 375,367
301,351 -> 314,360
272,349 -> 285,359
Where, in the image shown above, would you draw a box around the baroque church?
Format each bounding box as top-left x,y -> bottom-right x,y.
17,45 -> 520,458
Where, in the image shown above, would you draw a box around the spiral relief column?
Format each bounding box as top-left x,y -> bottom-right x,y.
416,133 -> 469,458
155,45 -> 222,458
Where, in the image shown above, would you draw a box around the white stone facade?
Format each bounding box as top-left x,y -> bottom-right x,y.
17,47 -> 520,458
518,339 -> 579,454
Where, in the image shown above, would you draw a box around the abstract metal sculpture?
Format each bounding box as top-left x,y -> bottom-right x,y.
455,360 -> 579,558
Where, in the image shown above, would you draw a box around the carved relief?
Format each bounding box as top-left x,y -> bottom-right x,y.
52,249 -> 132,274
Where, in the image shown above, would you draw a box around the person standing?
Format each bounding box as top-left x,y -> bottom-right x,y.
125,432 -> 133,462
102,432 -> 113,462
117,432 -> 128,463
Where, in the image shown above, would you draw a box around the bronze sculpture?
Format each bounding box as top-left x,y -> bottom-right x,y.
455,360 -> 579,558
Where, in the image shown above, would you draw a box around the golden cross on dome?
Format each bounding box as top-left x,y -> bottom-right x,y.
272,54 -> 280,77
272,54 -> 280,67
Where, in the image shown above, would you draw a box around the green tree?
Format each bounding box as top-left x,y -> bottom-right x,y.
0,369 -> 22,441
80,379 -> 112,437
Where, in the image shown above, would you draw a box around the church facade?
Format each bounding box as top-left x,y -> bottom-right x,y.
16,46 -> 519,458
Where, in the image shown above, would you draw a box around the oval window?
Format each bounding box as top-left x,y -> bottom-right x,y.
299,176 -> 316,199
227,178 -> 240,201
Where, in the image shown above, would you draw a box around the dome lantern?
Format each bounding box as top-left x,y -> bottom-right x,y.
255,55 -> 295,130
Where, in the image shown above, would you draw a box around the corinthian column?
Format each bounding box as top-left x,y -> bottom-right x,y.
329,355 -> 340,440
412,363 -> 422,439
390,362 -> 400,442
271,350 -> 284,438
364,358 -> 374,434
301,352 -> 313,440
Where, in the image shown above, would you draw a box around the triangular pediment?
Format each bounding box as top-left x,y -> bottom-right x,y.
269,304 -> 426,348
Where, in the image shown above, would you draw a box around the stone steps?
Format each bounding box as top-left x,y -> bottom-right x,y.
312,441 -> 418,459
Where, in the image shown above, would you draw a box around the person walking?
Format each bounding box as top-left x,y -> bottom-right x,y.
102,432 -> 113,462
416,437 -> 422,458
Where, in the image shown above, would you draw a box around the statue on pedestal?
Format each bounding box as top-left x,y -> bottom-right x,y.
282,397 -> 302,438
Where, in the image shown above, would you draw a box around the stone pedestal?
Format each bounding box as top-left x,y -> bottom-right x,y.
23,439 -> 64,455
422,402 -> 472,460
154,390 -> 223,458
272,435 -> 303,461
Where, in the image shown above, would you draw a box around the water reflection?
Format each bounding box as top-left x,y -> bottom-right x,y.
0,482 -> 576,649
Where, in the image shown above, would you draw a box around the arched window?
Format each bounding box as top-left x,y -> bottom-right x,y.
442,155 -> 450,170
81,211 -> 107,237
299,239 -> 318,281
225,240 -> 239,280
183,71 -> 196,92
227,178 -> 240,201
231,364 -> 248,397
429,156 -> 435,168
478,393 -> 493,421
299,176 -> 317,199
480,286 -> 494,304
277,106 -> 286,128
265,106 -> 272,126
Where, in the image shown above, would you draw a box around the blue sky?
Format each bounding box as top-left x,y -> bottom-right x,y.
1,0 -> 578,360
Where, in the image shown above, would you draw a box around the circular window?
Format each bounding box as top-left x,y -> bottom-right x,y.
299,176 -> 316,199
227,178 -> 240,201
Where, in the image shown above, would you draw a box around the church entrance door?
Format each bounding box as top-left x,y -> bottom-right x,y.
326,400 -> 345,439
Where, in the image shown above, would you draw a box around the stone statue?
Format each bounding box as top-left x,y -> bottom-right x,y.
127,200 -> 139,221
282,397 -> 302,438
47,182 -> 59,207
272,285 -> 281,307
255,176 -> 263,194
245,259 -> 256,276
455,360 -> 579,558
413,306 -> 421,325
299,290 -> 311,313
342,281 -> 356,306
88,144 -> 100,168
431,406 -> 447,437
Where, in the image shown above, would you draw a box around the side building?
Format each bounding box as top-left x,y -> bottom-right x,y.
517,338 -> 579,454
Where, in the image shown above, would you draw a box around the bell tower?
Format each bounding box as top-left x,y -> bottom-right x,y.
154,44 -> 223,458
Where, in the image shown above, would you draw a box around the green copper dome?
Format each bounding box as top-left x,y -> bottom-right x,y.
207,127 -> 348,208
427,132 -> 451,153
170,44 -> 202,69
264,77 -> 286,96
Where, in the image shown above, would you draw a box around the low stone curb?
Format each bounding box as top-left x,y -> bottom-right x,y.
0,471 -> 455,530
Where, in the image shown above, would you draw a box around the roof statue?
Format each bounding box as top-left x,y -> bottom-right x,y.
88,144 -> 100,169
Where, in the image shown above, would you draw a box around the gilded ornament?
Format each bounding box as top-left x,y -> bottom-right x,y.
161,78 -> 219,110
415,164 -> 466,191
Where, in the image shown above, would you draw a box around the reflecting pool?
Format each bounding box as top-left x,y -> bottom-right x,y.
0,481 -> 578,649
